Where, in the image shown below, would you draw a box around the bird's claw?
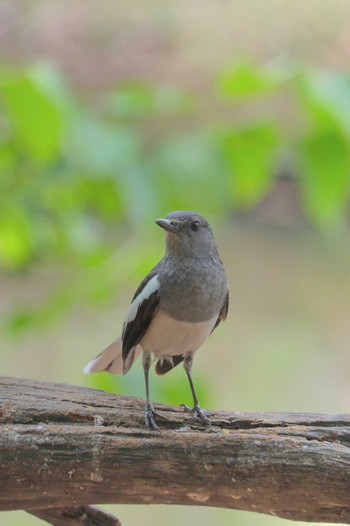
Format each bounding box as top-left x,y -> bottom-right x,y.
145,404 -> 166,432
180,403 -> 211,425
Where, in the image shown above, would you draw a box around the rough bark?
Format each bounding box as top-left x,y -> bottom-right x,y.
1,377 -> 350,524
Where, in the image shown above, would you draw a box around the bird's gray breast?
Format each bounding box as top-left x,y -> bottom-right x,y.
158,257 -> 227,322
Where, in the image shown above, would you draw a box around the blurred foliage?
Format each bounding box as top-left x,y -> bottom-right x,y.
1,60 -> 350,334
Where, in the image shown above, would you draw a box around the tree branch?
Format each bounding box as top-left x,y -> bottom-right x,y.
1,377 -> 350,524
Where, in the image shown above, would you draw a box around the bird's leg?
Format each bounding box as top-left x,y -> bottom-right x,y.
142,351 -> 161,431
182,354 -> 211,425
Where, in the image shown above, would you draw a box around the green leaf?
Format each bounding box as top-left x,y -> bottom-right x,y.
1,67 -> 64,164
298,131 -> 350,226
217,62 -> 278,99
0,145 -> 15,173
4,311 -> 34,335
296,69 -> 350,134
75,178 -> 123,219
219,123 -> 279,208
0,213 -> 33,269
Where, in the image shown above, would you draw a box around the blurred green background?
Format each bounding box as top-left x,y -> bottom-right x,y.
1,1 -> 350,525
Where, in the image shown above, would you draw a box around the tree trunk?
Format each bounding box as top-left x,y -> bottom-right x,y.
1,377 -> 350,524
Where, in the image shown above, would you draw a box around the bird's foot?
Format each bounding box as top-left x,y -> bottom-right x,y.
181,403 -> 211,425
145,403 -> 168,432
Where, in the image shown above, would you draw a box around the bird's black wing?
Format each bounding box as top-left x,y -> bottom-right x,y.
121,264 -> 161,364
212,290 -> 229,332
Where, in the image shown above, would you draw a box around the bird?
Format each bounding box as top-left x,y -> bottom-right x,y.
84,211 -> 229,430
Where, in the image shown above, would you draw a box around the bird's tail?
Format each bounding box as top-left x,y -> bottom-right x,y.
83,338 -> 141,375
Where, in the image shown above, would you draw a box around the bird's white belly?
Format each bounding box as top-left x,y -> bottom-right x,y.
139,310 -> 217,357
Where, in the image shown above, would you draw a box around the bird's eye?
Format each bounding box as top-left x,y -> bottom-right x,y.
191,221 -> 200,232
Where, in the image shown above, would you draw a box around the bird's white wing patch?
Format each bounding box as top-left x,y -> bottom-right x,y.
124,275 -> 159,325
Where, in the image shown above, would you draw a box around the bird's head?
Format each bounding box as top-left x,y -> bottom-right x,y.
155,211 -> 216,258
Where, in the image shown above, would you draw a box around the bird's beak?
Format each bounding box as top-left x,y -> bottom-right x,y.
155,218 -> 177,233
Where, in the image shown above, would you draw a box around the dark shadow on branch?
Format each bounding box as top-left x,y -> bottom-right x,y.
30,505 -> 121,526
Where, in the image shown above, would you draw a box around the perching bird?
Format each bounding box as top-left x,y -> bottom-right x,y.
84,211 -> 229,430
